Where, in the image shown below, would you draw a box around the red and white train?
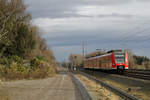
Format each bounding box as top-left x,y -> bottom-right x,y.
84,50 -> 129,71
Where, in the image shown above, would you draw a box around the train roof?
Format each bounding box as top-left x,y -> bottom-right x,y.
107,50 -> 123,53
85,49 -> 124,59
85,51 -> 106,58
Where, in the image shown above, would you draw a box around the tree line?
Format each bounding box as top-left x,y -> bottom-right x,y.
0,0 -> 57,80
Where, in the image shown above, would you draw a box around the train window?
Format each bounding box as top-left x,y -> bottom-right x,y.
115,53 -> 125,63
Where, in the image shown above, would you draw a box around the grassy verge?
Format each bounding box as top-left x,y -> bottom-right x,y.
76,74 -> 121,100
0,56 -> 57,81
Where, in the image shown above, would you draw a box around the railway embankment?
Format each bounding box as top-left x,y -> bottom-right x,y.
124,69 -> 150,80
75,74 -> 122,100
82,69 -> 150,100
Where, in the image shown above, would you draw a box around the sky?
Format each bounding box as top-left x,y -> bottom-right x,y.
25,0 -> 150,61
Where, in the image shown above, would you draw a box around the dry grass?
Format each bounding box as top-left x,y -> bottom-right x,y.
0,61 -> 57,81
76,74 -> 122,100
104,80 -> 150,100
29,65 -> 57,79
93,74 -> 150,100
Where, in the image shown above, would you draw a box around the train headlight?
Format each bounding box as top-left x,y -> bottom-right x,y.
113,63 -> 116,66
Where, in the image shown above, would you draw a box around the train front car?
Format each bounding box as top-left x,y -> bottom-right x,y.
112,51 -> 129,72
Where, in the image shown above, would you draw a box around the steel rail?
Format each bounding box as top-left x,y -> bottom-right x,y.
77,71 -> 140,100
124,70 -> 150,80
68,72 -> 92,100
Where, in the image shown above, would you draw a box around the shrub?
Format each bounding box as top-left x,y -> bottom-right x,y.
29,60 -> 56,79
142,62 -> 150,69
30,57 -> 40,68
9,56 -> 23,64
0,57 -> 57,80
1,62 -> 29,80
36,56 -> 46,61
0,57 -> 10,65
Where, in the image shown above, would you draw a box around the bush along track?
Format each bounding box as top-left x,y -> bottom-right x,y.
0,56 -> 57,81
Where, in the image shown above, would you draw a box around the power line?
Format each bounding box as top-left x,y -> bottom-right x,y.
118,22 -> 150,41
115,19 -> 150,48
120,27 -> 150,42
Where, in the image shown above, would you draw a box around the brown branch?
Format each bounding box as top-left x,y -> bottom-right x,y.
0,31 -> 8,40
0,9 -> 16,34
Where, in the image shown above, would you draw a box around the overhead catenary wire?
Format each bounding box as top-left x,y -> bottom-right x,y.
115,19 -> 150,49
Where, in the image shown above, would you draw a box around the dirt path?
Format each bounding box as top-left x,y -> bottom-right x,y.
0,70 -> 83,100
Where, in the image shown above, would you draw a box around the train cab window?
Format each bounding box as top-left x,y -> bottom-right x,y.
115,53 -> 125,63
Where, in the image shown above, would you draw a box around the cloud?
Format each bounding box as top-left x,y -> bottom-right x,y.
32,16 -> 148,38
52,45 -> 83,61
25,0 -> 141,18
25,0 -> 150,19
98,13 -> 134,18
33,15 -> 150,61
138,0 -> 150,2
25,0 -> 150,61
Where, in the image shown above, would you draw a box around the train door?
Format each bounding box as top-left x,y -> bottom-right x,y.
99,58 -> 102,68
96,58 -> 99,69
108,56 -> 112,69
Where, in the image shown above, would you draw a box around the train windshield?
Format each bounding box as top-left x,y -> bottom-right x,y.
115,53 -> 125,63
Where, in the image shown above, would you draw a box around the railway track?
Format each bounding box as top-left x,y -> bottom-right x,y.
124,69 -> 150,80
69,72 -> 92,100
81,68 -> 150,81
76,70 -> 140,100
